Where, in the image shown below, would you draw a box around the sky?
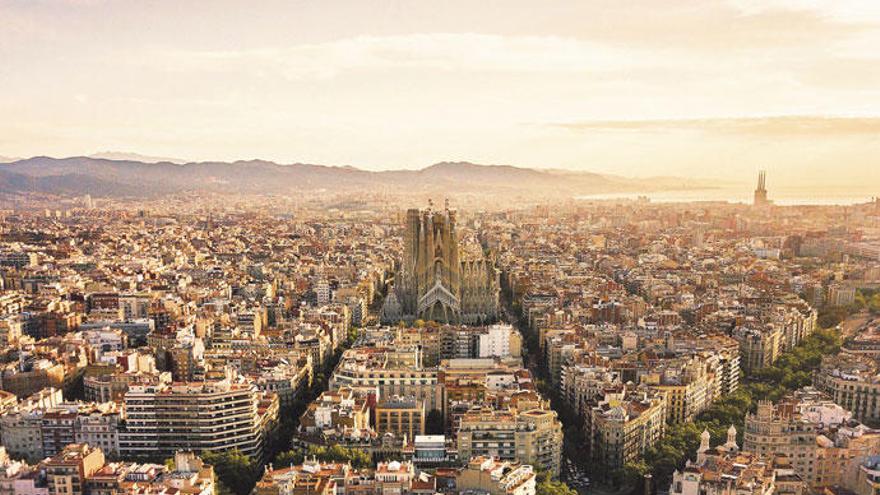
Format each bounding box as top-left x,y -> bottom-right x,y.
1,0 -> 879,188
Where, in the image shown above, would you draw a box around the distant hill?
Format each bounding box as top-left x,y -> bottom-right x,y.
0,156 -> 718,198
89,151 -> 188,164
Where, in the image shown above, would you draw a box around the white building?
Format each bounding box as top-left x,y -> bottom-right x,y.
315,279 -> 331,306
479,324 -> 515,358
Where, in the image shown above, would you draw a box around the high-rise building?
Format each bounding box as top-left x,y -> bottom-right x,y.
382,203 -> 499,325
118,372 -> 276,459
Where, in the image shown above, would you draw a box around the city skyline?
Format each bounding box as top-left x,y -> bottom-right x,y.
4,3 -> 880,494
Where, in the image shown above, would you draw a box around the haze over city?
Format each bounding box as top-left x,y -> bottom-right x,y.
2,4 -> 880,495
2,0 -> 879,191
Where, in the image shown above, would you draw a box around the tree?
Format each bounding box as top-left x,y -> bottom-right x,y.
200,449 -> 259,495
818,305 -> 849,328
304,444 -> 371,468
611,461 -> 650,489
215,480 -> 236,495
536,475 -> 577,495
273,450 -> 304,467
311,373 -> 327,394
642,328 -> 842,490
346,326 -> 360,345
869,294 -> 880,315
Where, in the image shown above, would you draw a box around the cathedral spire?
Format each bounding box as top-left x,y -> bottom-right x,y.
754,170 -> 770,206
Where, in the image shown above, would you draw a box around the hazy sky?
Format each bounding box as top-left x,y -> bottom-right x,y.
2,0 -> 879,186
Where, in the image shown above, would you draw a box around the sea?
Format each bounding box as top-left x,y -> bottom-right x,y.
576,186 -> 878,206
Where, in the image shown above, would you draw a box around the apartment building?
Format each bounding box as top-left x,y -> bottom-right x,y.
814,354 -> 880,424
733,325 -> 783,373
330,347 -> 443,413
74,404 -> 123,457
455,457 -> 536,495
456,407 -> 563,476
642,356 -> 715,425
587,388 -> 667,470
743,401 -> 820,486
375,397 -> 425,439
45,444 -> 106,495
0,409 -> 44,462
299,387 -> 371,434
478,324 -> 522,359
119,374 -> 276,459
560,364 -> 620,418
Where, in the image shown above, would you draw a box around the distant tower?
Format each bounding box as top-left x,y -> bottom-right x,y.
753,170 -> 770,206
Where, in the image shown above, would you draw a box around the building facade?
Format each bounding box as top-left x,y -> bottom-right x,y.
382,205 -> 498,325
118,375 -> 275,459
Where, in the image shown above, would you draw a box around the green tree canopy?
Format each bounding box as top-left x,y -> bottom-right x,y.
200,449 -> 259,495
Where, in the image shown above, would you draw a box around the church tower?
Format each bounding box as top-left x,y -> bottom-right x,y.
753,170 -> 770,206
382,202 -> 499,325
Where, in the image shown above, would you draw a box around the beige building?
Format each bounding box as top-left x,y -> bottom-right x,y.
456,457 -> 536,495
642,356 -> 716,425
743,391 -> 880,490
330,347 -> 443,413
743,401 -> 820,486
733,325 -> 783,373
670,429 -> 804,495
588,388 -> 667,470
456,407 -> 564,477
814,354 -> 880,424
46,444 -> 106,495
375,397 -> 425,439
560,363 -> 620,418
0,409 -> 44,462
299,387 -> 371,434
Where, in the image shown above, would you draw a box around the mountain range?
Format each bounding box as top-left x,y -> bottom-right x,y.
0,156 -> 719,198
87,151 -> 189,164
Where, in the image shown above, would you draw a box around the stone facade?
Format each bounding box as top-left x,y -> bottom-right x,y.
382,205 -> 498,325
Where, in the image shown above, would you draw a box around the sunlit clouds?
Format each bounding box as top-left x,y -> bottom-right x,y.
0,0 -> 878,187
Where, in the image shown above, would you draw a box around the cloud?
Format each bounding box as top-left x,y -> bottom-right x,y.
522,0 -> 879,52
547,115 -> 880,137
156,33 -> 649,80
794,57 -> 880,90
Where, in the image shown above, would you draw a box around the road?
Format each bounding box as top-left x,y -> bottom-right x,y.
500,301 -> 594,493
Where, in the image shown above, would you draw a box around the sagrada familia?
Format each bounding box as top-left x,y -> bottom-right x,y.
381,202 -> 499,325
